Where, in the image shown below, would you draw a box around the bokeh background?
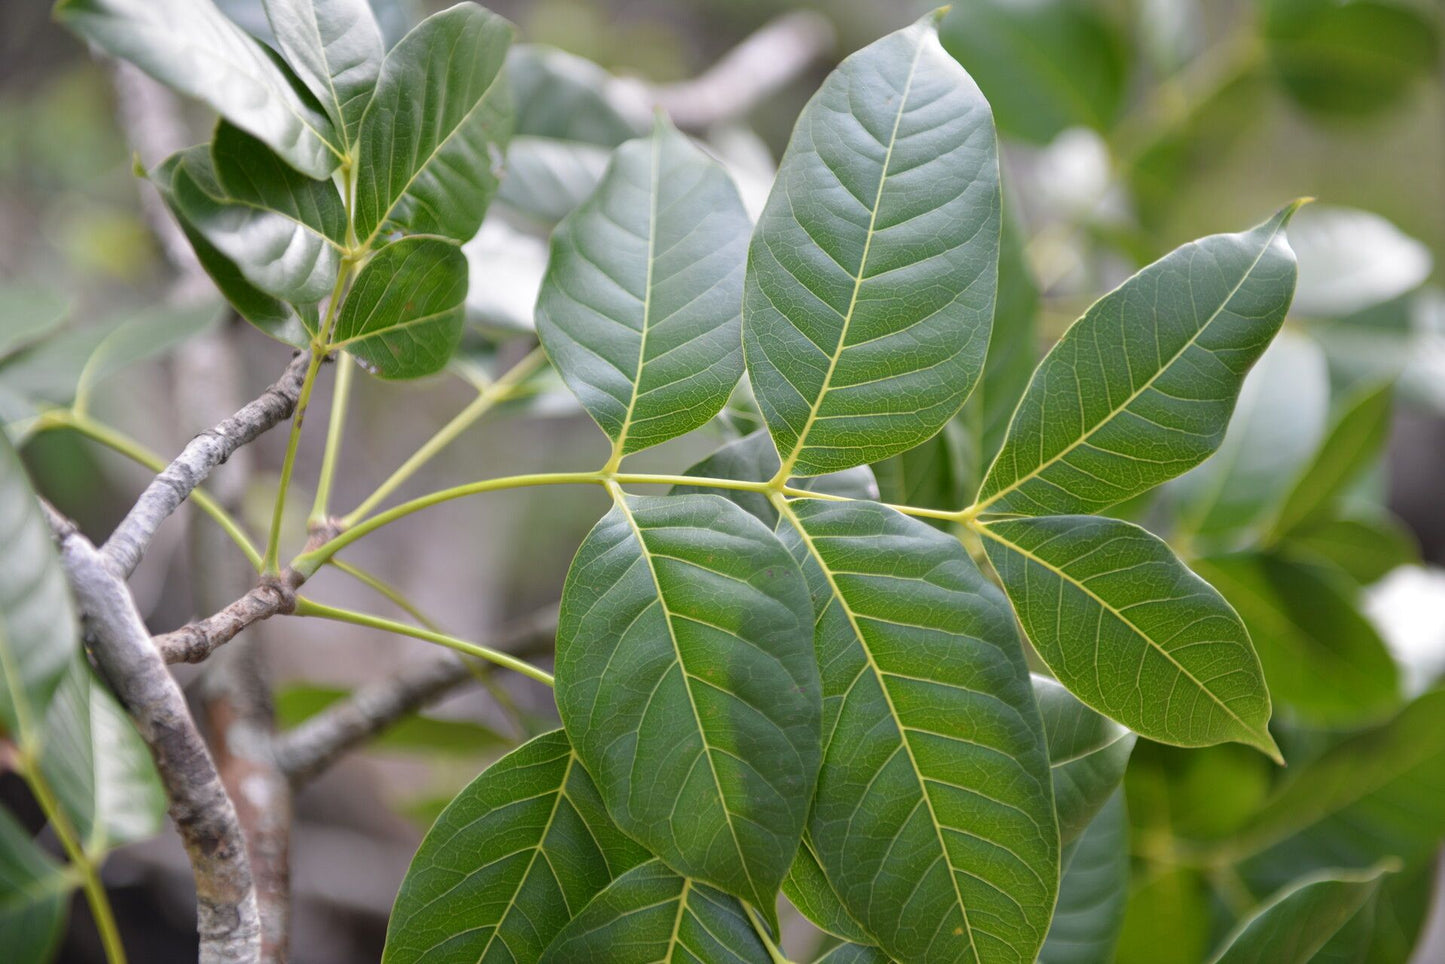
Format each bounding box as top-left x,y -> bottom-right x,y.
2,0 -> 1442,961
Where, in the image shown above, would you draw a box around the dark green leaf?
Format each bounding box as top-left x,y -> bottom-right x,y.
1193,554 -> 1398,725
939,0 -> 1129,143
0,432 -> 79,740
1363,860 -> 1434,964
977,205 -> 1303,517
262,0 -> 383,149
775,498 -> 1057,964
1283,514 -> 1419,586
815,944 -> 892,964
332,237 -> 467,379
506,45 -> 648,147
673,430 -> 877,529
536,120 -> 751,458
537,859 -> 768,963
980,515 -> 1279,759
354,3 -> 513,244
1034,675 -> 1135,844
554,494 -> 819,911
1209,864 -> 1392,964
382,730 -> 648,964
780,838 -> 871,945
743,14 -> 1001,477
1263,0 -> 1440,117
55,0 -> 341,178
1235,689 -> 1445,893
0,807 -> 68,964
1040,791 -> 1129,964
1267,382 -> 1394,541
1125,741 -> 1272,843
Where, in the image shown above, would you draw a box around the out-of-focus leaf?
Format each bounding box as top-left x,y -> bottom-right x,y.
535,120 -> 750,458
537,859 -> 768,963
462,219 -> 546,337
673,430 -> 878,528
331,237 -> 467,379
0,288 -> 70,361
1308,287 -> 1445,415
1195,554 -> 1399,725
1115,867 -> 1210,964
262,0 -> 384,149
1126,740 -> 1273,842
1235,689 -> 1445,893
1169,332 -> 1329,543
506,44 -> 648,147
1263,0 -> 1440,117
275,683 -> 507,755
497,136 -> 610,227
1034,674 -> 1135,844
1284,514 -> 1419,586
744,13 -> 1000,477
938,0 -> 1129,143
980,207 -> 1303,517
55,0 -> 342,178
1363,860 -> 1435,964
869,422 -> 966,526
382,730 -> 648,964
1290,206 -> 1432,317
1208,864 -> 1393,964
1040,791 -> 1130,964
73,302 -> 222,411
353,3 -> 512,244
981,515 -> 1279,759
0,807 -> 68,964
1363,567 -> 1445,698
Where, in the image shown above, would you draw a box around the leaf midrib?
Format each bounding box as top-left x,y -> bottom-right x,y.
976,217 -> 1289,513
608,131 -> 663,460
778,497 -> 981,963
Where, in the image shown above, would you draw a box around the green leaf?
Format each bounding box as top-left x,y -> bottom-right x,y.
1125,741 -> 1272,843
38,661 -> 165,854
0,807 -> 68,964
1209,864 -> 1393,964
262,0 -> 383,150
506,45 -> 648,148
538,859 -> 768,963
1193,553 -> 1398,725
382,730 -> 648,964
1267,382 -> 1394,542
1263,0 -> 1440,117
71,301 -> 222,412
1282,514 -> 1419,586
869,423 -> 967,524
673,430 -> 878,529
497,137 -> 610,227
815,944 -> 892,964
775,498 -> 1057,964
780,839 -> 871,945
1115,867 -> 1210,964
554,494 -> 820,911
55,0 -> 341,179
0,287 -> 70,361
168,124 -> 347,303
977,205 -> 1303,517
536,120 -> 751,458
1039,791 -> 1129,964
1235,688 -> 1445,893
0,432 -> 79,741
743,14 -> 1001,478
1169,332 -> 1330,542
938,0 -> 1129,143
331,237 -> 468,379
1362,860 -> 1434,964
980,515 -> 1279,759
353,3 -> 513,244
150,150 -> 311,345
1034,674 -> 1135,844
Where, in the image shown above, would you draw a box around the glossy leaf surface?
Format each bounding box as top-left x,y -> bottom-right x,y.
981,515 -> 1278,758
536,121 -> 751,458
262,0 -> 383,149
332,237 -> 467,379
537,859 -> 767,963
554,494 -> 819,910
776,498 -> 1057,964
1034,675 -> 1135,844
56,0 -> 341,178
978,206 -> 1302,516
383,730 -> 648,964
354,3 -> 513,244
743,14 -> 1000,477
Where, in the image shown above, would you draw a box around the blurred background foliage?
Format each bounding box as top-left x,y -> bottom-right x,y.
1,0 -> 1442,961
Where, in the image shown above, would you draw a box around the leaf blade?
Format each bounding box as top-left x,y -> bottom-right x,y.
262,0 -> 384,149
1034,675 -> 1135,844
1209,865 -> 1392,964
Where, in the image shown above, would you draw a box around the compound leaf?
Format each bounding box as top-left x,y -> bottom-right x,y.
554,494 -> 819,911
536,120 -> 751,458
980,515 -> 1278,759
383,730 -> 648,964
978,205 -> 1302,516
743,13 -> 1000,477
776,498 -> 1057,964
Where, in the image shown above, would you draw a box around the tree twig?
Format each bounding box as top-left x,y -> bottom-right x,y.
155,575 -> 302,664
274,606 -> 558,786
654,11 -> 834,129
102,351 -> 312,579
45,505 -> 261,964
